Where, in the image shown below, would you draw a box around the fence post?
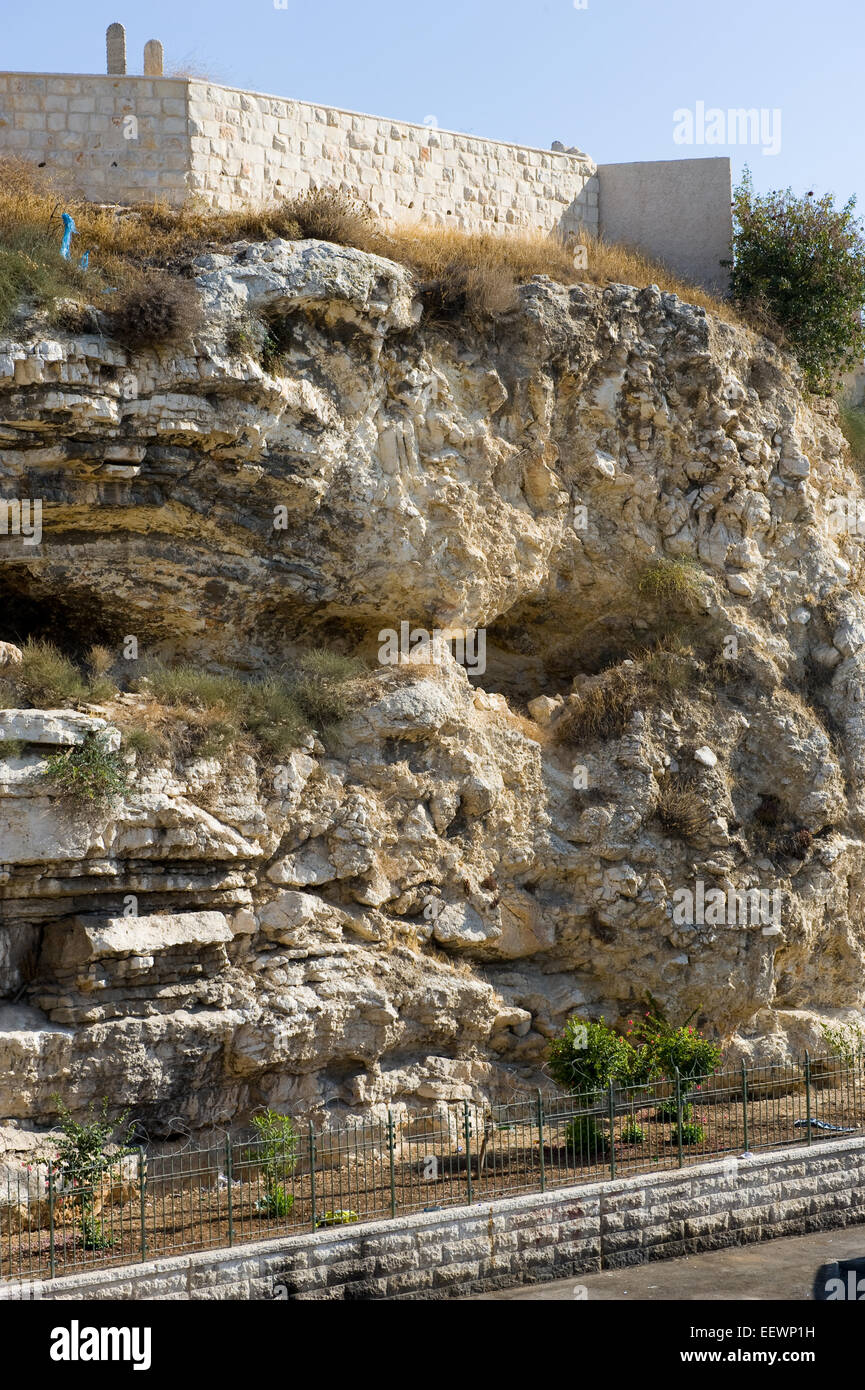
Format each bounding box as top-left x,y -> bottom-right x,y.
138,1147 -> 147,1262
387,1109 -> 397,1219
47,1163 -> 56,1280
536,1089 -> 546,1193
463,1101 -> 473,1205
804,1051 -> 812,1145
740,1062 -> 749,1154
308,1123 -> 317,1232
675,1066 -> 684,1168
608,1080 -> 616,1180
225,1136 -> 234,1246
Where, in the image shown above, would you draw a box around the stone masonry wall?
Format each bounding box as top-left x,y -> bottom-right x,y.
3,1137 -> 863,1301
0,73 -> 190,204
0,72 -> 598,239
184,80 -> 598,234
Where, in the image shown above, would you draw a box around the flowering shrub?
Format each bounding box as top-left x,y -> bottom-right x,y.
629,994 -> 721,1083
547,1016 -> 645,1099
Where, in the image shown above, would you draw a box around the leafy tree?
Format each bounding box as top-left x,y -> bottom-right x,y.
727,169 -> 865,391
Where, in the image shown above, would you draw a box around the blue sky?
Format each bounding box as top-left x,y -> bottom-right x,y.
4,0 -> 863,214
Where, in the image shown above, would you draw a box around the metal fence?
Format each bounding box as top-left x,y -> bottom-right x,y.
2,1050 -> 863,1285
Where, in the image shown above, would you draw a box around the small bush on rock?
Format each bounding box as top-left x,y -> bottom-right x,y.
44,732 -> 130,806
283,188 -> 378,250
4,639 -> 87,707
292,650 -> 367,727
108,271 -> 203,349
637,557 -> 708,611
554,666 -> 639,745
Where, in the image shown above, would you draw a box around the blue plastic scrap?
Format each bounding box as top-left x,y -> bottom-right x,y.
60,212 -> 77,259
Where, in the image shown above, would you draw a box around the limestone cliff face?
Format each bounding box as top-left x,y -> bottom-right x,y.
1,239 -> 864,1150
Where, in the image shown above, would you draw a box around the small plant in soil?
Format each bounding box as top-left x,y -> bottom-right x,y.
249,1108 -> 297,1219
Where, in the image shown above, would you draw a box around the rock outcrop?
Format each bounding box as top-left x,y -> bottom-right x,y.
2,238 -> 865,1150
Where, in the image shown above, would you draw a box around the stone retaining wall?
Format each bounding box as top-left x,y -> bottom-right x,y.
3,1136 -> 863,1301
0,72 -> 597,239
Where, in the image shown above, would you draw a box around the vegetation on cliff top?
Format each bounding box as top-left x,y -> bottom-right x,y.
2,159 -> 863,400
0,158 -> 737,338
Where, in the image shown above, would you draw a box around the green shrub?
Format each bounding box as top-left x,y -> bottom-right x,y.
250,1108 -> 297,1220
50,1097 -> 134,1251
632,993 -> 722,1084
564,1115 -> 608,1156
0,738 -> 26,759
44,733 -> 130,806
728,169 -> 865,391
547,1016 -> 644,1098
256,1186 -> 295,1218
679,1121 -> 706,1146
654,1097 -> 694,1124
620,1117 -> 646,1145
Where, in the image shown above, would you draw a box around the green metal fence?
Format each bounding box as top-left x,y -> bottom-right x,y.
2,1050 -> 863,1285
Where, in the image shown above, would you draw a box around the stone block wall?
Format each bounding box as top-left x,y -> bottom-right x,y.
4,1137 -> 864,1301
184,80 -> 598,236
0,73 -> 598,240
0,73 -> 190,204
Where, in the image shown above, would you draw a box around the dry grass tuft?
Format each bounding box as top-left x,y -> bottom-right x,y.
655,782 -> 711,839
554,666 -> 639,744
637,557 -> 710,610
283,188 -> 377,250
384,224 -> 574,322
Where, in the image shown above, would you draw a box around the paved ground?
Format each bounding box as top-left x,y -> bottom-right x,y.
466,1223 -> 865,1299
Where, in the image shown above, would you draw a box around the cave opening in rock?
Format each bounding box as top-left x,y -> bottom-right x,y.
0,569 -> 132,659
